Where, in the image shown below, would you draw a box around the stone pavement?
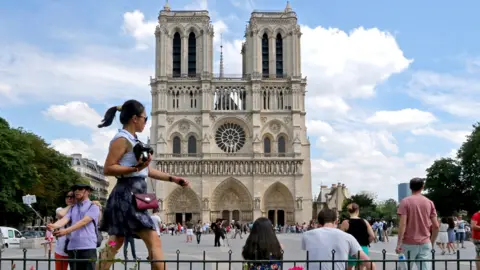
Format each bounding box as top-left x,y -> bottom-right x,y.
0,233 -> 477,269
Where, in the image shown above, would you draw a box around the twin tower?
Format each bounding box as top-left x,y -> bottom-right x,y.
153,1 -> 302,80
148,2 -> 313,225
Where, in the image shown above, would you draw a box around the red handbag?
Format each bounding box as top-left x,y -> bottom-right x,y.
133,193 -> 159,210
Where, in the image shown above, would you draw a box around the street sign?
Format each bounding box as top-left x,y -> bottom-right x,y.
22,194 -> 37,205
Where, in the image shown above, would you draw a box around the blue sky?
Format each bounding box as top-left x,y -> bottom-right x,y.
1,0 -> 479,200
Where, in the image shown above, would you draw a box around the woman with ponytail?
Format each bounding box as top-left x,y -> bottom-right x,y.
98,99 -> 189,270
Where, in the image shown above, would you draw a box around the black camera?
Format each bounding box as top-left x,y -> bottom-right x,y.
133,141 -> 154,163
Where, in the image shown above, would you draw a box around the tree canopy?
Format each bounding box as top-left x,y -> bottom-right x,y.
425,122 -> 480,216
0,117 -> 85,227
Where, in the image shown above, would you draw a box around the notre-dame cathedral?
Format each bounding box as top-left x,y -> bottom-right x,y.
148,1 -> 312,225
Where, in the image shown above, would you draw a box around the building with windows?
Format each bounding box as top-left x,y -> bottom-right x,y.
148,1 -> 312,225
70,154 -> 109,203
397,183 -> 411,202
313,183 -> 351,217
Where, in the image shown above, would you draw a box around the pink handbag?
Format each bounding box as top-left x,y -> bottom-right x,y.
133,193 -> 159,210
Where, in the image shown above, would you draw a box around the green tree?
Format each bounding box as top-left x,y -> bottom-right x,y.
424,157 -> 465,216
0,117 -> 84,227
376,199 -> 398,220
340,192 -> 378,221
457,122 -> 480,215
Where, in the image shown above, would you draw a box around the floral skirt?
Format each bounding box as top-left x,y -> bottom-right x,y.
99,176 -> 155,238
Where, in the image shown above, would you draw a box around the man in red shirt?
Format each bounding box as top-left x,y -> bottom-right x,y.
470,211 -> 480,269
396,177 -> 439,270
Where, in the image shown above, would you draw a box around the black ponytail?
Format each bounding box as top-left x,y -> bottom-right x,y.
98,106 -> 119,128
98,100 -> 145,128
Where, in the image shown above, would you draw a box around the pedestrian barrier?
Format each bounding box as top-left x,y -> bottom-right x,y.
0,249 -> 478,270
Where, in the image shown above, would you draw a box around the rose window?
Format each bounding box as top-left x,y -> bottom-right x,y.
215,123 -> 246,153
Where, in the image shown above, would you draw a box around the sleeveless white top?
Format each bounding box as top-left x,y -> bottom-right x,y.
110,129 -> 149,178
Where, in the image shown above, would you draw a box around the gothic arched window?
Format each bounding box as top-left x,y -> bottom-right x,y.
276,33 -> 283,77
264,137 -> 271,156
278,136 -> 286,156
172,136 -> 181,156
188,32 -> 196,76
188,135 -> 197,156
172,32 -> 181,77
262,33 -> 269,78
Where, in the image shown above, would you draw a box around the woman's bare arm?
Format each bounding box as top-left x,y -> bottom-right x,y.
364,219 -> 375,243
103,138 -> 138,176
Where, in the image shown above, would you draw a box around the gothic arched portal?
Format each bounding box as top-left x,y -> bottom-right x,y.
210,178 -> 253,222
262,182 -> 295,226
166,187 -> 202,224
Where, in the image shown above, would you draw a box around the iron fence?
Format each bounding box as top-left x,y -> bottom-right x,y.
0,249 -> 478,270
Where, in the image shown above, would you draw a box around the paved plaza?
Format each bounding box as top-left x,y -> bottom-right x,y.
1,233 -> 477,269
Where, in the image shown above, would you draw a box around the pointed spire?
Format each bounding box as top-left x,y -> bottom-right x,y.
219,34 -> 224,78
163,0 -> 171,11
284,1 -> 292,12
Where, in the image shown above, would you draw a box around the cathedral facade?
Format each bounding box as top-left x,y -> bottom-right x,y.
148,2 -> 312,225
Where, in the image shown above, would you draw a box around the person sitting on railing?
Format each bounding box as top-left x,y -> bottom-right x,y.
242,217 -> 282,270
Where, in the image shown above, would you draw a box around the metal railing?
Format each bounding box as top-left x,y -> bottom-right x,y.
1,249 -> 478,270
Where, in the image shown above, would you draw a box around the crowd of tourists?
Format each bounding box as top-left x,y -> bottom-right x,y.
38,99 -> 480,270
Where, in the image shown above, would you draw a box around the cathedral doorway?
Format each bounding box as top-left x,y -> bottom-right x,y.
263,182 -> 295,225
222,210 -> 229,221
166,187 -> 202,224
211,178 -> 254,222
232,210 -> 240,221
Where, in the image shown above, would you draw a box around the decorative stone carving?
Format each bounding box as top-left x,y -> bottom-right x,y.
179,121 -> 190,133
157,133 -> 165,143
209,114 -> 217,122
270,123 -> 280,134
195,116 -> 202,125
245,113 -> 252,122
157,160 -> 302,176
202,198 -> 209,209
254,197 -> 261,210
283,117 -> 291,124
203,134 -> 209,142
261,117 -> 267,124
167,117 -> 174,125
296,197 -> 303,210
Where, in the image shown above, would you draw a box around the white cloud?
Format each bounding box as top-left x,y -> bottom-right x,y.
411,127 -> 469,145
366,108 -> 437,129
122,10 -> 157,50
408,70 -> 480,118
45,102 -> 151,163
0,44 -> 151,105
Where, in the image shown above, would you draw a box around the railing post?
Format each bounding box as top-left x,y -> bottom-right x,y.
23,249 -> 27,270
457,250 -> 460,270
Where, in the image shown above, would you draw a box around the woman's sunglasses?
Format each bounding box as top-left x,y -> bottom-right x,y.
66,195 -> 74,199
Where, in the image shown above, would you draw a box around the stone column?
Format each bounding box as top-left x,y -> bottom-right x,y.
269,36 -> 276,78
274,209 -> 278,226
182,213 -> 186,223
181,37 -> 188,76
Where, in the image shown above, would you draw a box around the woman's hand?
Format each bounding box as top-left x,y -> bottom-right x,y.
171,176 -> 190,187
135,154 -> 152,171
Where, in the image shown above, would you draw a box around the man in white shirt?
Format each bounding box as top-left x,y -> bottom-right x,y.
150,208 -> 162,237
302,209 -> 376,270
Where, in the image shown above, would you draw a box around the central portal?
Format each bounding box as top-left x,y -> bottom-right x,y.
175,212 -> 193,224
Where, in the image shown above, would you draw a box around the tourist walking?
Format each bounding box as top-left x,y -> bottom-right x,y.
48,183 -> 100,270
242,217 -> 282,270
436,217 -> 449,255
302,209 -> 375,270
53,191 -> 74,270
123,235 -> 138,260
185,219 -> 194,243
211,219 -> 222,247
340,203 -> 375,270
96,100 -> 189,270
44,227 -> 54,257
396,177 -> 439,270
150,208 -> 162,238
446,217 -> 457,254
455,216 -> 467,249
470,210 -> 480,269
194,220 -> 202,244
